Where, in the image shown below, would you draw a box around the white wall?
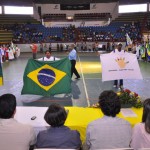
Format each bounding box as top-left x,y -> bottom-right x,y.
0,6 -> 2,14
33,3 -> 41,21
111,2 -> 119,20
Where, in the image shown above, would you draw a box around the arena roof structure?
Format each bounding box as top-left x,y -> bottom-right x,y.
33,0 -> 149,4
33,0 -> 118,4
0,0 -> 149,5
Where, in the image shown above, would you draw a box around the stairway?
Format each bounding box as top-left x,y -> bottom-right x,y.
0,30 -> 13,43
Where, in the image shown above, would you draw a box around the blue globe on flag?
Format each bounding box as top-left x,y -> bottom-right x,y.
37,69 -> 56,86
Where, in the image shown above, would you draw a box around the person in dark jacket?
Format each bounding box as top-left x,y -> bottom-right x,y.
36,103 -> 81,149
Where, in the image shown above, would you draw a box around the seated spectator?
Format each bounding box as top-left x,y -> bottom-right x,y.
36,103 -> 82,149
0,94 -> 36,150
131,99 -> 150,150
85,90 -> 132,149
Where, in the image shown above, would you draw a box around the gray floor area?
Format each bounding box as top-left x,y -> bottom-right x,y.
0,52 -> 150,107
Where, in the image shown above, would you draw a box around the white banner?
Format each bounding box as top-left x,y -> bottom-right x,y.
100,51 -> 143,81
44,21 -> 106,27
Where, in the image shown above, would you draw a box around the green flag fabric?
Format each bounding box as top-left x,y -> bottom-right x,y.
146,43 -> 150,59
21,57 -> 72,96
0,63 -> 3,86
140,46 -> 145,58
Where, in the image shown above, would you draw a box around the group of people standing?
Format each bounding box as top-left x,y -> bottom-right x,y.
0,44 -> 20,63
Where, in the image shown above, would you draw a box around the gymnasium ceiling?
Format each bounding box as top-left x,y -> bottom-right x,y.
0,0 -> 148,5
33,0 -> 118,4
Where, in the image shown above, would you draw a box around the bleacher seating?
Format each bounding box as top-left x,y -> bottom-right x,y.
0,30 -> 13,43
0,14 -> 40,24
3,21 -> 140,43
0,14 -> 40,43
74,13 -> 111,20
114,12 -> 147,22
76,21 -> 141,42
114,12 -> 149,34
0,13 -> 143,44
12,24 -> 63,43
43,14 -> 66,21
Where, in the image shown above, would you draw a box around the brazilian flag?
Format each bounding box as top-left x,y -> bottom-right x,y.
140,46 -> 145,58
0,62 -> 3,86
146,43 -> 150,60
21,57 -> 72,96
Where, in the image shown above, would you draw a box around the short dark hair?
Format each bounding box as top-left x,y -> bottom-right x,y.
98,90 -> 121,117
44,103 -> 67,127
45,50 -> 51,54
142,99 -> 150,133
0,94 -> 16,119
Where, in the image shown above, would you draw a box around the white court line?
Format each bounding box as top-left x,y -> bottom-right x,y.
78,55 -> 90,107
85,78 -> 101,79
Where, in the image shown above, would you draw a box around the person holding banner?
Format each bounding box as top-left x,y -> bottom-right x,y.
100,42 -> 143,89
38,50 -> 60,61
113,43 -> 124,89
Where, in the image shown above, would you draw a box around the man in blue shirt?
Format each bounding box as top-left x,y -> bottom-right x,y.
68,44 -> 80,79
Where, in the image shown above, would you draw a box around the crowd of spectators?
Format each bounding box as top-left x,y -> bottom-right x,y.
77,22 -> 141,42
0,22 -> 142,44
62,25 -> 76,42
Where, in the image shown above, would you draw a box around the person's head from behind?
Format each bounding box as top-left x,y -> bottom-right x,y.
98,90 -> 121,117
0,94 -> 16,119
44,103 -> 67,127
117,43 -> 122,51
142,99 -> 150,133
70,44 -> 75,50
45,50 -> 51,58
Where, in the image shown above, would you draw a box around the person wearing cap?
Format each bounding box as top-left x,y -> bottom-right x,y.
112,43 -> 124,89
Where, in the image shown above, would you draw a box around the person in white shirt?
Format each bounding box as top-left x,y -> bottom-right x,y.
0,94 -> 36,150
112,43 -> 124,89
38,50 -> 60,61
97,43 -> 124,89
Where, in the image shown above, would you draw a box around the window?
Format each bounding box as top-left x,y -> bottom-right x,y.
4,6 -> 33,15
119,4 -> 147,13
0,6 -> 2,14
